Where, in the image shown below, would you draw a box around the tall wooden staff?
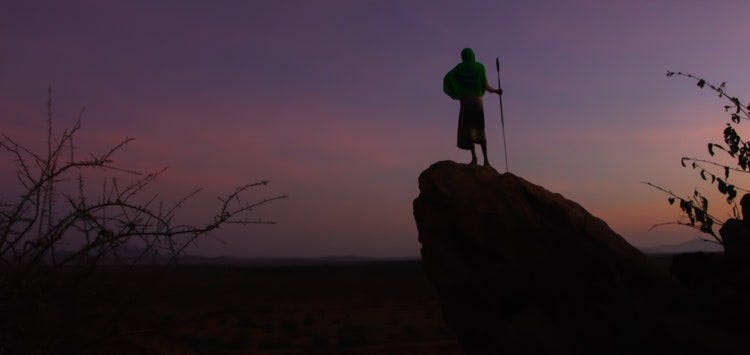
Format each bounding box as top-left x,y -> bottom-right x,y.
496,57 -> 509,172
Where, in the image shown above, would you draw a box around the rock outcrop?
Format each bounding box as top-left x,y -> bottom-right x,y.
413,161 -> 737,354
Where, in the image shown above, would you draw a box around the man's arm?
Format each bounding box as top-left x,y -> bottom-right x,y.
485,82 -> 502,95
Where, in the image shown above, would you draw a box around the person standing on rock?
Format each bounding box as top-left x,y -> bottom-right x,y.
443,48 -> 502,167
720,193 -> 750,263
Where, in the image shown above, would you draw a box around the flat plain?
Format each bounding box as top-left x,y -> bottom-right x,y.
32,254 -> 682,354
65,260 -> 464,354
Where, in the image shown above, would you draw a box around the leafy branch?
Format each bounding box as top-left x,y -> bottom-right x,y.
646,71 -> 750,244
643,181 -> 721,244
665,70 -> 749,122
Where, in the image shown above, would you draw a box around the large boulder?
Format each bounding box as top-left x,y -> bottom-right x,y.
413,161 -> 727,354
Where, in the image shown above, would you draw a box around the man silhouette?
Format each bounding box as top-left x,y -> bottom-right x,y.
720,193 -> 750,263
443,48 -> 502,167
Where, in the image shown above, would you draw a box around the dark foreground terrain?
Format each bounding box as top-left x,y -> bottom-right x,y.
41,260 -> 463,354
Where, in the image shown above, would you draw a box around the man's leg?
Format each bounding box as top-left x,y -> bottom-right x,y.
470,145 -> 478,165
480,142 -> 491,167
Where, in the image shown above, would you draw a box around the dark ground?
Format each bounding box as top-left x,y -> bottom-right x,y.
60,260 -> 464,354
22,255 -> 685,354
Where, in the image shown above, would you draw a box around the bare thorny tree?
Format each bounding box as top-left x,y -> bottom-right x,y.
0,88 -> 287,352
646,71 -> 750,246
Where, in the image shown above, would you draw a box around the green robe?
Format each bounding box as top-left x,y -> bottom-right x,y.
443,48 -> 488,100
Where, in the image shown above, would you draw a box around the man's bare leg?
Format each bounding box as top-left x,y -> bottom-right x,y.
469,145 -> 478,165
481,142 -> 491,167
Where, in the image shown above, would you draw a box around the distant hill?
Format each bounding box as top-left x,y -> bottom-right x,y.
47,247 -> 418,266
176,255 -> 419,266
640,238 -> 723,254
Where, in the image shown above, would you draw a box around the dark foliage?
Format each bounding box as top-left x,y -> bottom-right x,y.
646,71 -> 750,245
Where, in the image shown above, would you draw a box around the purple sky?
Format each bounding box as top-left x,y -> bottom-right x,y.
3,1 -> 750,257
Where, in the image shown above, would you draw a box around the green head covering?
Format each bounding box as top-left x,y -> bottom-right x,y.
443,48 -> 488,100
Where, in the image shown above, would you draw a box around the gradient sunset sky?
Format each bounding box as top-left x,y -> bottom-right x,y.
3,1 -> 750,257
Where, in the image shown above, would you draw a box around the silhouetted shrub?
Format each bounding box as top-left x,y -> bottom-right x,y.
647,72 -> 750,247
0,88 -> 286,353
